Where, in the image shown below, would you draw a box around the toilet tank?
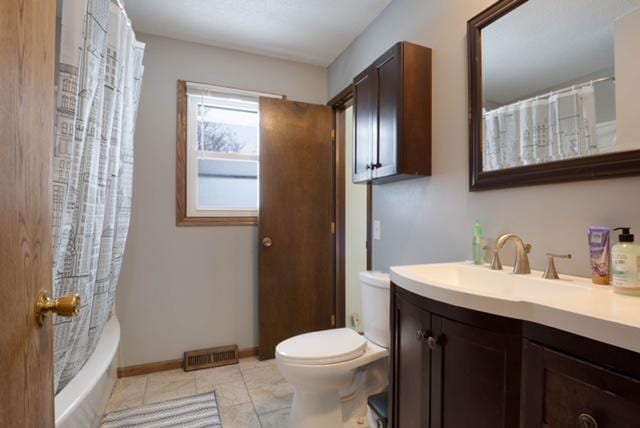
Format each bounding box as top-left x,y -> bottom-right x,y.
359,271 -> 390,348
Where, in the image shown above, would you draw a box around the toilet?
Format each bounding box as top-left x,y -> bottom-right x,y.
276,271 -> 390,428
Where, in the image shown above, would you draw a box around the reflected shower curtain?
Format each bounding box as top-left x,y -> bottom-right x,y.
483,86 -> 597,171
53,0 -> 144,392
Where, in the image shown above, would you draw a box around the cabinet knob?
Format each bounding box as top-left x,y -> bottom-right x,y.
426,335 -> 440,350
417,330 -> 441,349
578,413 -> 598,428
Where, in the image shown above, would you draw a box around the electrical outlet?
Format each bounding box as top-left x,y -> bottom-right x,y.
373,220 -> 381,240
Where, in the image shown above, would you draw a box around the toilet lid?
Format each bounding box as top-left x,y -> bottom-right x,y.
276,328 -> 367,365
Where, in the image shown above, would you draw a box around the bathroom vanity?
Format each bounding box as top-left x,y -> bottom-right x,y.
389,263 -> 640,428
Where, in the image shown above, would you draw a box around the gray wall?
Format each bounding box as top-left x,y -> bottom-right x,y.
117,33 -> 326,366
328,0 -> 640,276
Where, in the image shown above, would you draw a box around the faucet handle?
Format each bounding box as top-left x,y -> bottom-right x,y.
525,243 -> 532,254
543,253 -> 572,279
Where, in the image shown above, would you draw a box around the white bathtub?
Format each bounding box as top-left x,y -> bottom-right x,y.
55,316 -> 120,428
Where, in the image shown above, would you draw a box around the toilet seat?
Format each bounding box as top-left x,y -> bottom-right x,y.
276,328 -> 367,365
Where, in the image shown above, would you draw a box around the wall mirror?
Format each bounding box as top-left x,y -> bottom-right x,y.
468,0 -> 640,190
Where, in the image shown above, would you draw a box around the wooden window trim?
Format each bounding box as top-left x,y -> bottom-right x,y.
176,79 -> 258,226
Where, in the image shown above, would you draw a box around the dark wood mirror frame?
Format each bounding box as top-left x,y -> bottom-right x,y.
467,0 -> 640,191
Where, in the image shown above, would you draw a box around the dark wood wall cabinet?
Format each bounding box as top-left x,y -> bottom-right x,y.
352,42 -> 432,184
391,284 -> 640,428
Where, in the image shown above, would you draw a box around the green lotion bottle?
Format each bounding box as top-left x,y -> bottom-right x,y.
472,219 -> 484,265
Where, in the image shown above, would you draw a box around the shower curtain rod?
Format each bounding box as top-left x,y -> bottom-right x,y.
488,75 -> 615,112
112,0 -> 132,28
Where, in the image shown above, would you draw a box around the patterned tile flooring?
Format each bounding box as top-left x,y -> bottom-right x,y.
106,357 -> 292,428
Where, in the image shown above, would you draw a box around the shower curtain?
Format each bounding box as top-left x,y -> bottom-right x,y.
483,86 -> 597,171
53,0 -> 144,392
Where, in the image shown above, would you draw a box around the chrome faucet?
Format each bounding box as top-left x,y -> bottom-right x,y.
490,233 -> 532,274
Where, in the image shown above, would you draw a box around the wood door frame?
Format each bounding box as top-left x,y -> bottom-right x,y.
329,85 -> 373,329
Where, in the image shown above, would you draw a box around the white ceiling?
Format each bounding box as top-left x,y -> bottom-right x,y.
122,0 -> 392,66
482,0 -> 640,105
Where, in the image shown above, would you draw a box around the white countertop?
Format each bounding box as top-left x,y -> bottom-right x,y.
390,262 -> 640,353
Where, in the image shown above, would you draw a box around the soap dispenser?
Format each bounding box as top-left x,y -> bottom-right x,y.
612,227 -> 640,295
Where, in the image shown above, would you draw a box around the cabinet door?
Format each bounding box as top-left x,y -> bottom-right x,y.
430,316 -> 521,428
352,67 -> 376,183
521,340 -> 640,428
373,43 -> 401,180
393,295 -> 431,428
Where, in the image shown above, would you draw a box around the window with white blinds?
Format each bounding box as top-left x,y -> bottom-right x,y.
185,82 -> 280,218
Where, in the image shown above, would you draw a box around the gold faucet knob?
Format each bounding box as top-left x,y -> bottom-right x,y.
35,290 -> 81,325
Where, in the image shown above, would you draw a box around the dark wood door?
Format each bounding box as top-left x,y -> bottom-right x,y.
430,315 -> 521,428
373,43 -> 401,179
521,340 -> 640,428
352,66 -> 376,183
0,0 -> 56,426
258,98 -> 334,359
392,295 -> 431,428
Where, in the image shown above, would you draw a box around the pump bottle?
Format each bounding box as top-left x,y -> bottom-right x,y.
612,227 -> 640,295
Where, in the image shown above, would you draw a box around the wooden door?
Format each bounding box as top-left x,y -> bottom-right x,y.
521,340 -> 640,428
352,66 -> 376,183
373,43 -> 401,180
430,316 -> 521,428
258,98 -> 334,359
392,295 -> 431,428
0,1 -> 56,426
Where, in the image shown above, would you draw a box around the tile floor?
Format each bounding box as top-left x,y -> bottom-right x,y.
105,357 -> 292,428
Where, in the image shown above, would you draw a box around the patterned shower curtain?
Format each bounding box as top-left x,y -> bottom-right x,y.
53,0 -> 144,392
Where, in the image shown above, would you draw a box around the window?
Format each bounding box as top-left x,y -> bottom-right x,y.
176,80 -> 281,226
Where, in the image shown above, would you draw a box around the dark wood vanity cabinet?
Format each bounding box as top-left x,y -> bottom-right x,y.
393,294 -> 431,427
391,284 -> 640,428
430,316 -> 522,428
352,42 -> 431,184
521,340 -> 640,428
391,286 -> 521,428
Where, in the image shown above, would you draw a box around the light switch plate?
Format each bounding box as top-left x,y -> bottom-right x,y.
373,220 -> 381,240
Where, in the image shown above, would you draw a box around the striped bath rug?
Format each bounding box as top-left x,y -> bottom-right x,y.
101,391 -> 222,428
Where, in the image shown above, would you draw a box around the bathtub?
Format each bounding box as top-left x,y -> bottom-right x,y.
55,316 -> 120,428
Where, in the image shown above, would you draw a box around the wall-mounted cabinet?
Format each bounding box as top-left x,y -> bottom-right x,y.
352,42 -> 432,184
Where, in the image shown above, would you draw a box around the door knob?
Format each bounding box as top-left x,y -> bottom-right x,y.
35,290 -> 80,326
262,237 -> 273,247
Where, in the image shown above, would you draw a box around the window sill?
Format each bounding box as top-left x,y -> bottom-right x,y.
176,216 -> 258,226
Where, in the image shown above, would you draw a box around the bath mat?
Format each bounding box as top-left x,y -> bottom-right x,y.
101,391 -> 222,428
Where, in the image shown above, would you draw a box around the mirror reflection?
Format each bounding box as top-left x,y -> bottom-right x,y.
481,0 -> 640,172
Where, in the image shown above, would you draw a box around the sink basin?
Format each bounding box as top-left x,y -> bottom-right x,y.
393,262 -> 591,302
390,262 -> 640,354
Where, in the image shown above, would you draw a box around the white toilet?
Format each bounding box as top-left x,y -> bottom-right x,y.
276,271 -> 390,428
